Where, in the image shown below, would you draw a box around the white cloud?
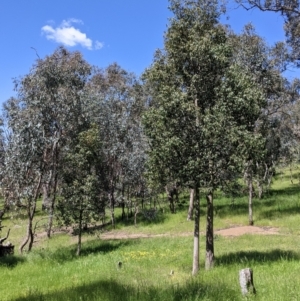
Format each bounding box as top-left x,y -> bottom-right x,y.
41,19 -> 102,50
95,40 -> 104,50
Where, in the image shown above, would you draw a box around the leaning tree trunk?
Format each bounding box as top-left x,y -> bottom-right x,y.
19,203 -> 35,253
20,174 -> 42,253
192,185 -> 200,276
205,191 -> 214,270
187,188 -> 194,220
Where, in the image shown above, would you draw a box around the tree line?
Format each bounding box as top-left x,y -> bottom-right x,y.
0,0 -> 299,274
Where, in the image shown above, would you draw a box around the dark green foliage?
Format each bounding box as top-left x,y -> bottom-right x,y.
57,125 -> 104,255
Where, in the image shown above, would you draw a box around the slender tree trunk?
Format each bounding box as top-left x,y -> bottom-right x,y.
27,207 -> 36,252
248,174 -> 254,226
19,199 -> 37,253
257,180 -> 263,199
290,164 -> 294,184
46,174 -> 57,238
187,188 -> 194,220
134,203 -> 139,227
121,184 -> 125,220
165,186 -> 175,213
174,186 -> 179,214
109,187 -> 115,229
192,185 -> 200,276
205,191 -> 214,270
20,174 -> 42,253
19,209 -> 34,254
42,182 -> 50,210
77,209 -> 82,256
47,141 -> 59,238
266,172 -> 273,192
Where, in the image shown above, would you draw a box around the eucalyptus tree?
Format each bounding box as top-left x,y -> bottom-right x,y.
236,0 -> 300,66
228,24 -> 294,224
2,47 -> 92,250
18,47 -> 91,237
57,124 -> 103,256
143,0 -> 264,273
87,64 -> 146,228
2,97 -> 47,253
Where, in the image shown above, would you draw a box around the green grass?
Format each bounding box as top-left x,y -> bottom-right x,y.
2,166 -> 300,300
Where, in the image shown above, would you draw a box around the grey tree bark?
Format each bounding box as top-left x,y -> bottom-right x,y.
239,268 -> 256,296
187,188 -> 194,221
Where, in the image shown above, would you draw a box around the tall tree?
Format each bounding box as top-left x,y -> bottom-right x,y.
1,47 -> 92,252
19,47 -> 91,238
2,97 -> 46,253
143,0 -> 264,273
87,64 -> 146,228
57,125 -> 103,256
228,24 -> 295,223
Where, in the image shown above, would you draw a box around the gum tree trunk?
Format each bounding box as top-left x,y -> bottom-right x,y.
205,191 -> 214,270
192,185 -> 200,276
46,140 -> 59,238
248,174 -> 254,226
19,174 -> 42,253
165,185 -> 176,213
76,208 -> 82,256
187,188 -> 194,220
109,190 -> 115,229
47,172 -> 58,238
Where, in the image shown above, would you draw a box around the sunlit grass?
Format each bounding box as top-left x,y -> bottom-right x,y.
3,234 -> 300,300
1,166 -> 300,300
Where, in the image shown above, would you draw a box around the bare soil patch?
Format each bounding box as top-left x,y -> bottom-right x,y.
100,225 -> 279,240
214,225 -> 279,237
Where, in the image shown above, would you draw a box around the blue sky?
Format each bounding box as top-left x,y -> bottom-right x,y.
1,0 -> 298,104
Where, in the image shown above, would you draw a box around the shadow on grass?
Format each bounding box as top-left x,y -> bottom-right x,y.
115,209 -> 168,227
79,239 -> 135,257
215,195 -> 300,220
12,278 -> 240,301
274,170 -> 300,182
258,204 -> 300,220
270,185 -> 300,197
38,239 -> 138,264
0,254 -> 25,268
217,249 -> 300,266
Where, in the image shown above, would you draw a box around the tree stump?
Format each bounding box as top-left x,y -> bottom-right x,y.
0,244 -> 14,256
0,229 -> 14,256
239,268 -> 256,296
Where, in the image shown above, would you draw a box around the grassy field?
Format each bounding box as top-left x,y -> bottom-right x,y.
1,166 -> 300,300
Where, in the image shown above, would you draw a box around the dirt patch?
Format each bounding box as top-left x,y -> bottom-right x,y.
100,225 -> 279,240
215,225 -> 279,237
